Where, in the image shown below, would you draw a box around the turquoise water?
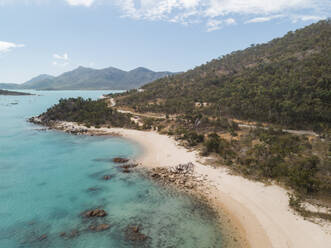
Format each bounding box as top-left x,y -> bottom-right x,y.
0,90 -> 223,248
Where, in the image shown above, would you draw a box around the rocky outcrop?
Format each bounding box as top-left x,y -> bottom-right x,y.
148,163 -> 207,191
28,117 -> 112,136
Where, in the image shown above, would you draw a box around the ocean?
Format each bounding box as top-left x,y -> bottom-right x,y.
0,90 -> 223,248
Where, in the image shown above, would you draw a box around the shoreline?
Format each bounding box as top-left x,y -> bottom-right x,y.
30,119 -> 331,248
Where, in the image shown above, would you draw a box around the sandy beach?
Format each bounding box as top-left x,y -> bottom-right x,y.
36,121 -> 331,248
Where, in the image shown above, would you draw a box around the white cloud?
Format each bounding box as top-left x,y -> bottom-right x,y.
109,0 -> 329,31
225,18 -> 236,25
291,15 -> 326,22
0,41 -> 24,53
0,0 -> 48,5
245,14 -> 284,23
203,0 -> 316,17
206,18 -> 236,31
1,0 -> 329,31
66,0 -> 94,7
53,52 -> 69,60
206,19 -> 223,32
53,52 -> 69,66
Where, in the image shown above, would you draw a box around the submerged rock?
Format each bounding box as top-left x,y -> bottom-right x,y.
59,229 -> 80,239
87,187 -> 101,192
83,209 -> 107,218
103,175 -> 112,180
125,225 -> 148,242
119,163 -> 138,174
119,163 -> 138,169
113,157 -> 129,163
88,224 -> 110,232
122,168 -> 131,173
38,234 -> 47,241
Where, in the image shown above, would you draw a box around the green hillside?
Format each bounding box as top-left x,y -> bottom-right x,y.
116,20 -> 331,131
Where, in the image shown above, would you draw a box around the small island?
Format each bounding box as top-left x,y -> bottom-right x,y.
0,89 -> 33,96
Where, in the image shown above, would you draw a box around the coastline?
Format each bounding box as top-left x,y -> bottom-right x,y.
30,119 -> 331,248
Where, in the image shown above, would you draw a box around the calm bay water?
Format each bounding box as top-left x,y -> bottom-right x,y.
0,90 -> 223,248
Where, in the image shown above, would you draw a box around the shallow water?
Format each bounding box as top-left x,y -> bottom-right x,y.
0,90 -> 223,248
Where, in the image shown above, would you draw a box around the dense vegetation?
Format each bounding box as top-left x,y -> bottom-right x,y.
148,113 -> 330,199
38,97 -> 137,128
116,20 -> 331,132
236,129 -> 327,194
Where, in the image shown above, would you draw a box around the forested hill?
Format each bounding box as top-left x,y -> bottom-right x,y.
116,20 -> 331,131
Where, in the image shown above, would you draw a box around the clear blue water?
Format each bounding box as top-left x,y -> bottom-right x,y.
0,90 -> 223,248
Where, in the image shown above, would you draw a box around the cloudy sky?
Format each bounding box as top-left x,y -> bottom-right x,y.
0,0 -> 329,83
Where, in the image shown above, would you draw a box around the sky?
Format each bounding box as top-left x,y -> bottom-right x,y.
0,0 -> 330,83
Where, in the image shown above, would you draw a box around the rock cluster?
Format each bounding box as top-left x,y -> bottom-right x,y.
29,116 -> 42,124
149,163 -> 205,191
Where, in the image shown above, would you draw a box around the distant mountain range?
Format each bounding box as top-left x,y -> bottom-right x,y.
0,66 -> 175,90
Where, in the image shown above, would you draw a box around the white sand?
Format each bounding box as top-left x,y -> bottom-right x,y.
55,123 -> 331,247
